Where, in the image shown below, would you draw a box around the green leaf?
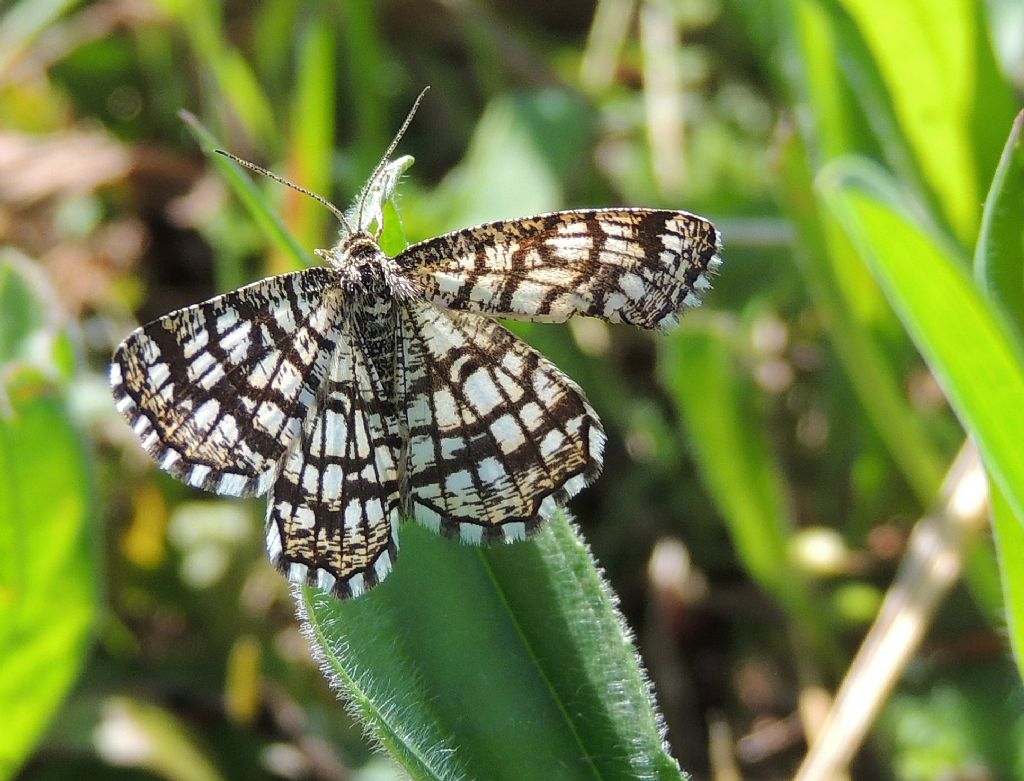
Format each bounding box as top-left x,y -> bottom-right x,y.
835,0 -> 1015,242
974,109 -> 1024,327
975,111 -> 1024,679
819,157 -> 1024,527
0,370 -> 97,778
798,0 -> 935,212
299,515 -> 685,781
0,255 -> 44,364
990,480 -> 1024,680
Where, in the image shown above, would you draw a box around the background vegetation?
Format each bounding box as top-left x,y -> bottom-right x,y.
1,0 -> 1022,779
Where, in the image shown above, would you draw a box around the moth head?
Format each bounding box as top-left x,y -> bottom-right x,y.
213,87 -> 430,252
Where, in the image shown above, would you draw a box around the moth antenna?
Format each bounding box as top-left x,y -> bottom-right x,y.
356,86 -> 429,231
214,149 -> 355,236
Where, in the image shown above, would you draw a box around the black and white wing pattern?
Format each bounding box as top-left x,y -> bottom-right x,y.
265,320 -> 401,598
111,189 -> 721,599
398,209 -> 721,329
398,299 -> 605,542
111,268 -> 342,497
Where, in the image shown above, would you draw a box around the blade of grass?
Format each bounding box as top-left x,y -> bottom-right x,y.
282,17 -> 337,262
991,481 -> 1024,679
974,109 -> 1024,326
150,0 -> 277,147
180,111 -> 314,270
337,0 -> 387,179
820,156 -> 1024,526
834,0 -> 1010,242
974,111 -> 1024,679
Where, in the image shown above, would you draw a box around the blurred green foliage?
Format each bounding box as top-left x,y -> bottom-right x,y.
0,0 -> 1022,779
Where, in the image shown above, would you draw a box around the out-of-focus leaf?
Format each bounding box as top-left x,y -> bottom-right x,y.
0,256 -> 42,364
660,324 -> 835,659
181,111 -> 314,270
0,369 -> 96,778
797,0 -> 933,212
283,17 -> 337,264
835,0 -> 1015,242
975,111 -> 1024,678
0,255 -> 94,778
92,696 -> 223,781
424,91 -> 593,232
336,1 -> 387,176
0,0 -> 78,81
820,158 -> 1024,527
300,516 -> 685,781
151,0 -> 276,148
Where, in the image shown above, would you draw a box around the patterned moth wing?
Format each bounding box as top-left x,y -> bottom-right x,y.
111,268 -> 343,497
111,153 -> 722,598
265,317 -> 402,599
397,298 -> 606,543
398,208 -> 721,330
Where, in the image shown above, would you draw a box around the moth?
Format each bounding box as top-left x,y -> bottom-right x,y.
111,91 -> 722,598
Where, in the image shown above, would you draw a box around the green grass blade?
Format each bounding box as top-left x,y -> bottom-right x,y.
975,111 -> 1024,678
804,0 -> 938,217
834,0 -> 1014,243
151,0 -> 277,147
337,0 -> 387,176
990,480 -> 1024,678
299,515 -> 685,781
974,109 -> 1024,326
286,17 -> 337,253
661,327 -> 791,595
180,111 -> 314,270
820,157 -> 1024,527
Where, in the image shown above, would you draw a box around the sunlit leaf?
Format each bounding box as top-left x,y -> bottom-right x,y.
820,158 -> 1024,527
300,516 -> 684,781
0,370 -> 96,778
